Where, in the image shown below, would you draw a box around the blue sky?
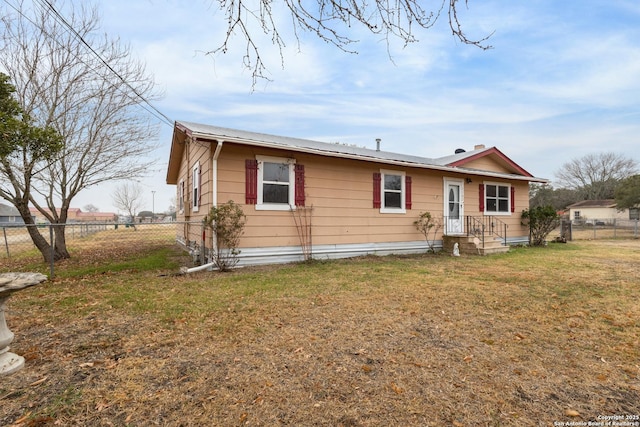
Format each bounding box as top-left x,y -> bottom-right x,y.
74,0 -> 640,212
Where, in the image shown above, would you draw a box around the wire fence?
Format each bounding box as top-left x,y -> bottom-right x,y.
560,219 -> 639,241
2,218 -> 638,276
0,221 -> 201,276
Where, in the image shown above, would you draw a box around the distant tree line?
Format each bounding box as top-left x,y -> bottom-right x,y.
530,152 -> 639,212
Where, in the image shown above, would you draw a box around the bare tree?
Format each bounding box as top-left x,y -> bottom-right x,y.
83,204 -> 99,212
208,0 -> 493,85
0,0 -> 162,260
555,153 -> 638,200
112,183 -> 144,228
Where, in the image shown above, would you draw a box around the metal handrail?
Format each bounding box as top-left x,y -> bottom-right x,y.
466,216 -> 486,247
445,215 -> 508,246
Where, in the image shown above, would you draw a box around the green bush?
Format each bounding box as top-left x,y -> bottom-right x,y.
521,205 -> 560,246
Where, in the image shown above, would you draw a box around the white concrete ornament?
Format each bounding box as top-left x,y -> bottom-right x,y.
0,272 -> 47,375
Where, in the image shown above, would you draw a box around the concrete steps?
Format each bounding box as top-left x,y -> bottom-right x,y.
442,235 -> 510,256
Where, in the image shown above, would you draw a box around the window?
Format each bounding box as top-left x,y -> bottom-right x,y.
246,157 -> 305,209
483,183 -> 512,215
376,170 -> 407,214
257,156 -> 296,210
574,210 -> 581,220
192,163 -> 200,212
179,179 -> 185,213
630,208 -> 639,220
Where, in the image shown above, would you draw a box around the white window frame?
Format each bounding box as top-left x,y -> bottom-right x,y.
256,155 -> 296,211
380,169 -> 406,214
192,162 -> 200,212
483,181 -> 511,216
178,179 -> 185,214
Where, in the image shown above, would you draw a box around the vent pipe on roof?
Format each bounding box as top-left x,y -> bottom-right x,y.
376,138 -> 381,152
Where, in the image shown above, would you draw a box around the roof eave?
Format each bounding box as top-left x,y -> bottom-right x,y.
187,130 -> 546,182
166,124 -> 186,184
446,147 -> 534,178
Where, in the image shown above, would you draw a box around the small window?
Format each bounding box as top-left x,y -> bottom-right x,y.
630,208 -> 639,220
257,156 -> 295,210
574,210 -> 581,220
484,183 -> 510,215
179,180 -> 185,213
192,163 -> 200,212
380,170 -> 406,214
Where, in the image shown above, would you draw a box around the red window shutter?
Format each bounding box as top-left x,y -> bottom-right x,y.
295,164 -> 305,207
373,173 -> 381,208
479,183 -> 485,212
245,159 -> 258,204
511,186 -> 515,213
405,176 -> 412,210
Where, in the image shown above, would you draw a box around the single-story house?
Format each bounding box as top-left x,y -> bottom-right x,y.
567,199 -> 638,224
0,203 -> 27,225
166,121 -> 547,266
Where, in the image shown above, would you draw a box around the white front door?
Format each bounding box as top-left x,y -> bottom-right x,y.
444,179 -> 464,234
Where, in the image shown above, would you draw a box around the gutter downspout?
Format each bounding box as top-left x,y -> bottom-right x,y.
211,140 -> 223,208
185,140 -> 223,274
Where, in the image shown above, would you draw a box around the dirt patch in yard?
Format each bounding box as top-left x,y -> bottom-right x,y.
1,240 -> 639,426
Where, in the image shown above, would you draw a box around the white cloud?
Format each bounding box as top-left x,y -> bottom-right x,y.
56,0 -> 640,210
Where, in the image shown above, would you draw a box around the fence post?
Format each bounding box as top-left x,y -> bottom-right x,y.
2,227 -> 9,258
201,221 -> 206,266
49,225 -> 55,279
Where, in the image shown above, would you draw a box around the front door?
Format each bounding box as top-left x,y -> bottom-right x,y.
444,178 -> 464,234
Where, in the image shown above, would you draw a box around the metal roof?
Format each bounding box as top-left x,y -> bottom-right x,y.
566,199 -> 617,209
171,121 -> 547,183
0,203 -> 20,216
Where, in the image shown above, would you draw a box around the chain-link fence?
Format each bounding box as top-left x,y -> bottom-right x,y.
0,221 -> 198,276
3,218 -> 638,276
560,219 -> 639,241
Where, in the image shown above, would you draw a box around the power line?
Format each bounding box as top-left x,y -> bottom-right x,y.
2,0 -> 174,127
36,0 -> 174,126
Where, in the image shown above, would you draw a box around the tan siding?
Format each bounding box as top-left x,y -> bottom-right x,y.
217,145 -> 452,248
176,139 -> 213,246
174,141 -> 532,251
463,157 -> 511,174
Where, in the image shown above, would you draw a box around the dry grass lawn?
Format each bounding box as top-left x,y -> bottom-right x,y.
1,238 -> 639,426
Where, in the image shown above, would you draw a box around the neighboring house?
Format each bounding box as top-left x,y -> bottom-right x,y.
166,121 -> 547,266
567,199 -> 636,224
0,203 -> 27,225
29,207 -> 116,223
